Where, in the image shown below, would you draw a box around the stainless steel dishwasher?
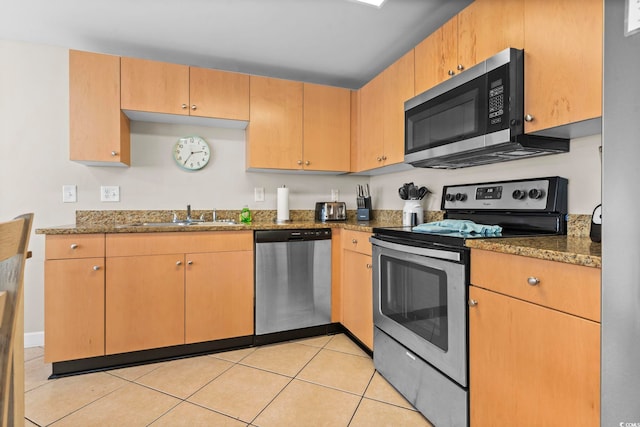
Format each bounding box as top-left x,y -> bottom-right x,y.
254,229 -> 332,337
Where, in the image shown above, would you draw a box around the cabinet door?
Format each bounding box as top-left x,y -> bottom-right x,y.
457,0 -> 524,69
121,57 -> 190,115
44,258 -> 105,363
106,254 -> 185,354
342,250 -> 373,349
355,73 -> 384,172
69,50 -> 130,165
247,76 -> 303,169
382,50 -> 414,166
469,286 -> 600,426
189,67 -> 249,121
414,15 -> 458,95
523,0 -> 602,133
185,251 -> 254,343
302,83 -> 351,172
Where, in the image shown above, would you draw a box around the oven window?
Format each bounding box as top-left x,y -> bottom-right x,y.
379,255 -> 448,351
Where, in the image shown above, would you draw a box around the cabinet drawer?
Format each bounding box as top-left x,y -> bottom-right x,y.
106,231 -> 253,256
45,234 -> 105,260
341,230 -> 372,256
470,249 -> 601,322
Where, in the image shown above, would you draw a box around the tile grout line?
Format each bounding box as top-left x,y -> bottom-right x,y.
346,369 -> 377,426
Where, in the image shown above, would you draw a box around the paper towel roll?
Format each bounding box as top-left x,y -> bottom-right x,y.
277,186 -> 290,221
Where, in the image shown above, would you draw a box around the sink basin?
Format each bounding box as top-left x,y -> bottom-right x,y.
194,220 -> 238,226
115,220 -> 238,228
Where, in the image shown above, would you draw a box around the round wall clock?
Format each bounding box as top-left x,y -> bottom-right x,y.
173,136 -> 211,171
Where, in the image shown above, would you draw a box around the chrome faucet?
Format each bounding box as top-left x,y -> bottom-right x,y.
186,204 -> 192,222
212,208 -> 217,222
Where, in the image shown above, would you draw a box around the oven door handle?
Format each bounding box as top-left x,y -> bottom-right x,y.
370,237 -> 461,262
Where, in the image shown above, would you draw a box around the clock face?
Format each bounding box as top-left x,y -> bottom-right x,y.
173,136 -> 211,171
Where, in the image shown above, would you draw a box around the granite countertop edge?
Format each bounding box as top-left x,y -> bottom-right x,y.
36,222 -> 601,268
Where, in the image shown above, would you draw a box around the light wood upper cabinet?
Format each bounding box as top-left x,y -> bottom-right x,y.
121,57 -> 249,120
69,50 -> 130,166
247,76 -> 350,172
415,0 -> 524,96
303,83 -> 351,172
523,0 -> 602,134
121,57 -> 190,115
247,76 -> 303,170
353,50 -> 413,172
469,249 -> 601,426
414,15 -> 459,95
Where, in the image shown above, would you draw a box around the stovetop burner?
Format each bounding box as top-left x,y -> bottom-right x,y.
374,176 -> 568,248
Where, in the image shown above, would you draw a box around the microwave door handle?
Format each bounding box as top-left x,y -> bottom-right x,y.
369,237 -> 461,262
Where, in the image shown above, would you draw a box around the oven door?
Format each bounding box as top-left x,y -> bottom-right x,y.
371,237 -> 468,387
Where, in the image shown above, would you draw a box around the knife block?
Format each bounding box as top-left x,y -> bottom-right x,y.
356,197 -> 372,221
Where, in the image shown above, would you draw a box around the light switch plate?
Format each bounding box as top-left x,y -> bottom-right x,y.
101,186 -> 120,202
62,185 -> 77,203
254,187 -> 265,202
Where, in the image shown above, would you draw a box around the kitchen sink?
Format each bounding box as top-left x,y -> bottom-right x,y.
116,220 -> 237,228
193,220 -> 238,226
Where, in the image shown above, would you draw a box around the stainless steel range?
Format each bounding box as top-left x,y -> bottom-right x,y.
370,176 -> 568,427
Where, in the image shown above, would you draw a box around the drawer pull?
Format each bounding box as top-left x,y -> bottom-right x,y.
468,299 -> 478,307
92,265 -> 100,271
187,260 -> 193,265
176,261 -> 182,266
527,277 -> 540,286
70,243 -> 78,249
366,263 -> 372,269
352,239 -> 358,244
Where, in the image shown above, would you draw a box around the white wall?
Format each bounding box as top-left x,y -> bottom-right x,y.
1,39 -> 602,340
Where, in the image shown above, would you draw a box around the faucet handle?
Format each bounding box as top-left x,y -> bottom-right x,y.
212,208 -> 217,222
172,212 -> 178,223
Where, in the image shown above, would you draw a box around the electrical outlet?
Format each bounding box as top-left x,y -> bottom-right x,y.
254,187 -> 265,202
331,189 -> 339,202
62,185 -> 77,203
100,186 -> 120,202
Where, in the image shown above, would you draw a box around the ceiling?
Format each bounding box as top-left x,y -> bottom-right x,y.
1,0 -> 472,89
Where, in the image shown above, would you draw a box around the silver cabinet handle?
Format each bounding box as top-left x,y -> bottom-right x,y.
181,104 -> 188,110
176,261 -> 182,266
527,277 -> 540,286
468,299 -> 478,307
376,157 -> 382,162
366,263 -> 372,269
457,64 -> 465,71
381,155 -> 387,161
448,70 -> 455,76
297,160 -> 303,165
305,160 -> 310,166
70,243 -> 78,249
524,114 -> 534,122
352,239 -> 358,244
111,151 -> 118,157
92,265 -> 100,271
191,104 -> 197,111
187,260 -> 193,265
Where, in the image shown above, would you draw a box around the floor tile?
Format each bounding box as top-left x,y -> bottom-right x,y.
24,419 -> 38,427
349,398 -> 433,427
364,372 -> 414,410
188,364 -> 290,423
239,342 -> 320,377
210,346 -> 256,363
24,356 -> 51,392
150,401 -> 248,426
252,379 -> 360,427
292,334 -> 332,348
24,346 -> 44,362
108,360 -> 168,381
297,348 -> 375,395
51,382 -> 181,427
135,355 -> 233,399
325,333 -> 370,357
25,372 -> 128,426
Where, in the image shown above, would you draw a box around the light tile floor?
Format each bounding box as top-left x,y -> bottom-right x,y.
24,333 -> 433,426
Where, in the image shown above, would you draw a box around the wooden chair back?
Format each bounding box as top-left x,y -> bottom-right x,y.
0,213 -> 33,427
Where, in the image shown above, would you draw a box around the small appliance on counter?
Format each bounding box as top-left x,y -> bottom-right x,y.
356,184 -> 372,221
399,183 -> 430,226
315,202 -> 347,222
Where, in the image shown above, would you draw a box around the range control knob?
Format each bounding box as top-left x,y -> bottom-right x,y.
445,193 -> 456,202
528,189 -> 545,199
455,193 -> 467,201
512,189 -> 527,200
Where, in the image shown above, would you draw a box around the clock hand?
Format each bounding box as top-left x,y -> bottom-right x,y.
183,153 -> 193,165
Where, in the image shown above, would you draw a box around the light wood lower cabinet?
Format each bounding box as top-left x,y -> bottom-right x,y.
106,254 -> 185,354
185,251 -> 254,343
341,230 -> 373,349
469,249 -> 600,426
44,234 -> 106,363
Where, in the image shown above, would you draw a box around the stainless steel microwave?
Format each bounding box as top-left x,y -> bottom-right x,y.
404,48 -> 569,169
